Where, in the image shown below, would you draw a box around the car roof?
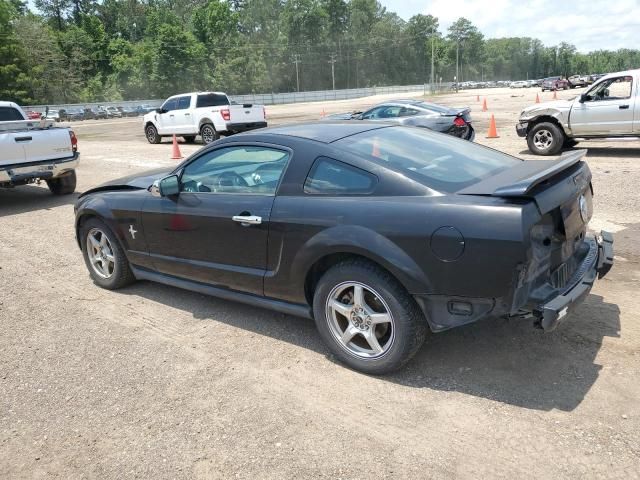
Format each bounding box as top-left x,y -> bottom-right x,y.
252,121 -> 392,143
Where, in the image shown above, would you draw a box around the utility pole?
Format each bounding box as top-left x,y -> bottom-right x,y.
292,54 -> 301,92
455,39 -> 459,92
430,26 -> 435,94
329,53 -> 337,91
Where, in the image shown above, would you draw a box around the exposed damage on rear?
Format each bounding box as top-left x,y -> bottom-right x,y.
459,150 -> 614,330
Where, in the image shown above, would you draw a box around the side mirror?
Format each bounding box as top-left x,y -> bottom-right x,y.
151,175 -> 180,197
579,93 -> 588,103
156,108 -> 166,114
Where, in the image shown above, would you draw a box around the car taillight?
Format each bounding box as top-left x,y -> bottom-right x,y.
453,116 -> 466,127
69,130 -> 78,152
221,108 -> 230,121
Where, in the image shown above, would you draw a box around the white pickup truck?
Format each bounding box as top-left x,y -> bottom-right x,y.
517,69 -> 640,155
0,102 -> 79,194
143,91 -> 267,145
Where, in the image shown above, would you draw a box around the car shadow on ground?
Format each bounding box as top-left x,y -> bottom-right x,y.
120,280 -> 620,413
0,185 -> 78,217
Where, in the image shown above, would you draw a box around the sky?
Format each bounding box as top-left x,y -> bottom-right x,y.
378,0 -> 640,53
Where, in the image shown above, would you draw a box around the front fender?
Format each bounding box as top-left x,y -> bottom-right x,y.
291,225 -> 432,295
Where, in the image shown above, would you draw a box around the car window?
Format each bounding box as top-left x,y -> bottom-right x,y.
333,126 -> 521,193
360,106 -> 386,120
180,146 -> 289,194
0,107 -> 25,121
586,76 -> 633,101
176,96 -> 191,110
161,98 -> 178,111
304,157 -> 376,195
399,107 -> 420,117
196,94 -> 229,108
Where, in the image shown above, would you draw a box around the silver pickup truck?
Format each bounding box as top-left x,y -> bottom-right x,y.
0,102 -> 79,194
516,69 -> 639,155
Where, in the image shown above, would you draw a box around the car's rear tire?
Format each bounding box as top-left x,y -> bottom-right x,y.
145,124 -> 161,144
183,135 -> 196,143
46,170 -> 76,195
80,218 -> 135,290
312,260 -> 427,375
200,123 -> 219,144
527,121 -> 564,156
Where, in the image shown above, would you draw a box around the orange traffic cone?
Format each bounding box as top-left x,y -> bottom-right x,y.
476,95 -> 480,102
171,134 -> 183,160
535,93 -> 540,103
482,98 -> 488,112
372,137 -> 381,157
320,108 -> 326,118
552,90 -> 557,100
486,114 -> 499,139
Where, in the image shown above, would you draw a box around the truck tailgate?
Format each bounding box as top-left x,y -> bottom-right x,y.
228,104 -> 264,124
0,127 -> 73,167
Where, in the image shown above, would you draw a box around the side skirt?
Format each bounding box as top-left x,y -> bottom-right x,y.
130,265 -> 313,320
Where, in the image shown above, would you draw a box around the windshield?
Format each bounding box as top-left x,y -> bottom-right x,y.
333,126 -> 522,192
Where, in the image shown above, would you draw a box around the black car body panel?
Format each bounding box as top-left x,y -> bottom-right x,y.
75,122 -> 612,334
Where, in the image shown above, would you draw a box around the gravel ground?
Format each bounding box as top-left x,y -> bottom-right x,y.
1,87 -> 639,479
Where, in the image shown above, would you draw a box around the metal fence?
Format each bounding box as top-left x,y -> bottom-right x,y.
24,83 -> 454,113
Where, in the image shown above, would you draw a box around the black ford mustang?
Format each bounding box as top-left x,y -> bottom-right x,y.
74,122 -> 613,374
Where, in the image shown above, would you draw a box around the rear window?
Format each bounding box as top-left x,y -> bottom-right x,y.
196,94 -> 229,108
413,102 -> 449,114
0,107 -> 25,121
333,126 -> 521,193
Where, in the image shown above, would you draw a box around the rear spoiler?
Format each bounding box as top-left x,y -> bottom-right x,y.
458,150 -> 587,197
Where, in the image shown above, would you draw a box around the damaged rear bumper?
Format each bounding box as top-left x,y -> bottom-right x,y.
536,230 -> 614,331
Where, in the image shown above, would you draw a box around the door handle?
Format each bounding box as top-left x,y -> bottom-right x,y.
169,114 -> 175,117
14,136 -> 32,142
232,215 -> 262,226
185,113 -> 191,116
619,105 -> 630,109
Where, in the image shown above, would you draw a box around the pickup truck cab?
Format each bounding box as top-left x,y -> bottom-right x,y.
541,76 -> 569,91
0,101 -> 79,194
517,69 -> 640,155
143,91 -> 267,145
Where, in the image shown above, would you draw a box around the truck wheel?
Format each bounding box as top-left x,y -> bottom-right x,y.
312,260 -> 427,375
200,124 -> 219,144
46,170 -> 76,195
145,124 -> 161,144
80,218 -> 135,290
183,135 -> 196,143
527,122 -> 564,156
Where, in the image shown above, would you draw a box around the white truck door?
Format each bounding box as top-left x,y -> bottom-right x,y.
570,75 -> 635,135
155,97 -> 178,135
172,95 -> 196,134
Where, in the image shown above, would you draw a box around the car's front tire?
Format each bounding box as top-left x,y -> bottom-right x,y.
527,121 -> 564,156
145,124 -> 161,144
46,170 -> 76,195
312,260 -> 427,375
80,218 -> 135,290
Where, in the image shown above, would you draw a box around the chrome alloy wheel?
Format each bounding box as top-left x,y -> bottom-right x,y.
86,228 -> 115,279
533,129 -> 554,150
145,125 -> 157,142
326,282 -> 395,359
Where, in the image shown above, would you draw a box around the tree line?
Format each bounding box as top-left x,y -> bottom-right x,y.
1,0 -> 639,105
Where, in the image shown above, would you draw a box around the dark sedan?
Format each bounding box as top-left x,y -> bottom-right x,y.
327,100 -> 474,140
74,122 -> 613,374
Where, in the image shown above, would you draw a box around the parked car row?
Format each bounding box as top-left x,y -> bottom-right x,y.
37,104 -> 157,122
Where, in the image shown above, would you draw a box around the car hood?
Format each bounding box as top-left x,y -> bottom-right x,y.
520,100 -> 572,118
80,167 -> 172,197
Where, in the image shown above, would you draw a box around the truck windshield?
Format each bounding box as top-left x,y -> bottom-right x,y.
333,126 -> 522,193
196,94 -> 229,108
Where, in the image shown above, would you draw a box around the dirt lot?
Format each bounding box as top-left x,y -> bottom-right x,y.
1,87 -> 639,479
